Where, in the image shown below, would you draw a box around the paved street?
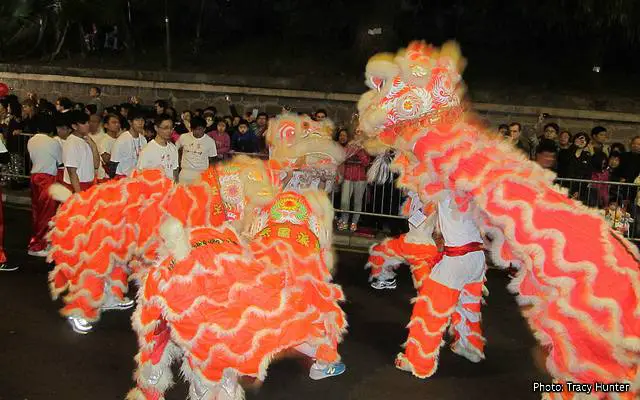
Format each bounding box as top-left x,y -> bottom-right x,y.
0,205 -> 548,400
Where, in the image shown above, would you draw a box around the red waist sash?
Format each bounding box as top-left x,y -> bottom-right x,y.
443,242 -> 483,257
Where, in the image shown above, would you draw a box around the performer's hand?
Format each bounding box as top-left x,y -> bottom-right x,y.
434,234 -> 444,252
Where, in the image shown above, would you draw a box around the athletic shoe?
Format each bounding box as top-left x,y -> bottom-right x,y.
371,278 -> 397,290
309,361 -> 346,380
0,263 -> 18,272
28,249 -> 48,257
451,342 -> 484,363
68,316 -> 93,334
101,296 -> 135,311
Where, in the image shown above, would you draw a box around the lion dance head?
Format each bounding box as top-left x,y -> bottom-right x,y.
357,41 -> 467,152
267,112 -> 345,170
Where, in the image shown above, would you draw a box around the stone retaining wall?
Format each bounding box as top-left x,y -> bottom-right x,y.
1,65 -> 639,143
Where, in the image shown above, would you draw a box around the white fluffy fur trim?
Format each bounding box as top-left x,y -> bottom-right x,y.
158,217 -> 191,262
365,54 -> 400,85
48,183 -> 73,202
132,341 -> 182,396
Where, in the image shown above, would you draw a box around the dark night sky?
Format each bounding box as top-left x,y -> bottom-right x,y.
3,0 -> 640,93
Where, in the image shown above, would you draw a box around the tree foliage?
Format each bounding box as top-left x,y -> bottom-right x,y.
2,0 -> 640,68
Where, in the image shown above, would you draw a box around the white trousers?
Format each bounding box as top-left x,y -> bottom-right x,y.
430,251 -> 486,290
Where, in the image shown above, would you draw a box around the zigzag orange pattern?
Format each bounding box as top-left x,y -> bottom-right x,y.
410,123 -> 640,393
367,233 -> 441,289
47,168 -> 227,322
360,40 -> 640,398
129,193 -> 346,398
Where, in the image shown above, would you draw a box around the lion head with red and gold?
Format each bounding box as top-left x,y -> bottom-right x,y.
358,41 -> 467,153
267,112 -> 346,171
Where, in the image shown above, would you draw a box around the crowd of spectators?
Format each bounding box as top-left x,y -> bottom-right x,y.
0,87 -> 399,236
501,114 -> 640,236
1,87 -> 639,238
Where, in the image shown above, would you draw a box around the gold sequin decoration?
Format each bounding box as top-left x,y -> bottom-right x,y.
296,232 -> 310,247
259,228 -> 271,237
277,227 -> 291,238
191,237 -> 236,249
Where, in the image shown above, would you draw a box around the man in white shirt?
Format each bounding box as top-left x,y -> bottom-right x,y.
176,116 -> 217,183
27,115 -> 62,257
110,109 -> 147,179
63,111 -> 100,193
96,113 -> 120,182
0,137 -> 15,271
137,114 -> 178,182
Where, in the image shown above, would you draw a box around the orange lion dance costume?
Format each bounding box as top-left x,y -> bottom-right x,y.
128,190 -> 346,400
47,154 -> 285,335
358,41 -> 640,399
46,168 -> 227,333
366,191 -> 441,291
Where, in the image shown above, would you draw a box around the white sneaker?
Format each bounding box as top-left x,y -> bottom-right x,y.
0,263 -> 18,272
101,296 -> 135,311
68,316 -> 93,334
371,278 -> 397,290
450,342 -> 484,363
309,361 -> 346,380
28,249 -> 48,257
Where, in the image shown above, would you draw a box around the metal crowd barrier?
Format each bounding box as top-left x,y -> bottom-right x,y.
4,143 -> 640,241
554,177 -> 640,241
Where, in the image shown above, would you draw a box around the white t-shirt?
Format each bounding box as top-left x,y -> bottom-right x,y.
89,130 -> 106,145
96,134 -> 116,179
176,132 -> 217,171
137,139 -> 179,181
28,134 -> 62,176
62,134 -> 95,184
111,131 -> 147,176
437,190 -> 483,247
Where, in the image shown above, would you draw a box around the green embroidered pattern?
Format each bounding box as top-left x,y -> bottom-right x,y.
269,194 -> 308,222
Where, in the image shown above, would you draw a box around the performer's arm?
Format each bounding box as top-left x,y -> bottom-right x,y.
433,207 -> 444,251
67,167 -> 82,193
85,136 -> 100,170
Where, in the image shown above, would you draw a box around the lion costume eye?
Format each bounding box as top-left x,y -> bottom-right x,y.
369,76 -> 385,92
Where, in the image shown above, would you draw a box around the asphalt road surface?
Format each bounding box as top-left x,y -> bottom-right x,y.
0,205 -> 548,400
